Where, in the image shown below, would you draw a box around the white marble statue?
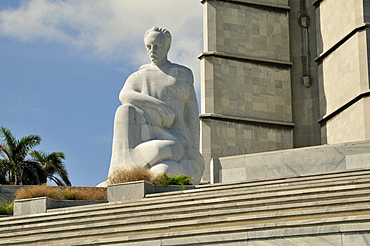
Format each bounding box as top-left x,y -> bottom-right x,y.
100,27 -> 204,186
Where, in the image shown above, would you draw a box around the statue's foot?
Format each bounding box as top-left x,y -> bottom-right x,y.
150,159 -> 187,176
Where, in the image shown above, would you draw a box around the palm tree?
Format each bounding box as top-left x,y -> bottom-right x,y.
30,150 -> 71,186
0,127 -> 43,185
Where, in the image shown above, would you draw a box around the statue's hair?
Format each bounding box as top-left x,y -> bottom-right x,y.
144,26 -> 172,47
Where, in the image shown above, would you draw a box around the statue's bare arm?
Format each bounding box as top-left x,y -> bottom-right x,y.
119,74 -> 175,128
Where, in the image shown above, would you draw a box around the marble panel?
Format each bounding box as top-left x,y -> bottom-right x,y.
201,57 -> 215,114
325,99 -> 368,144
108,181 -> 154,201
13,197 -> 107,216
206,0 -> 290,61
13,197 -> 52,216
342,232 -> 370,246
247,234 -> 341,246
238,0 -> 288,6
318,0 -> 365,53
203,119 -> 293,167
320,30 -> 369,117
209,57 -> 292,122
218,140 -> 370,183
346,152 -> 370,169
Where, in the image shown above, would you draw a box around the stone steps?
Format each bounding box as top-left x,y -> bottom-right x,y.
1,169 -> 370,245
157,168 -> 370,196
2,175 -> 370,229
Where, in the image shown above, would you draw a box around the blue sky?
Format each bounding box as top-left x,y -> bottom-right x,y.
0,0 -> 203,186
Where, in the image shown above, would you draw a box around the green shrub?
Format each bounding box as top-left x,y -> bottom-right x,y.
155,173 -> 193,189
62,192 -> 78,200
0,202 -> 13,215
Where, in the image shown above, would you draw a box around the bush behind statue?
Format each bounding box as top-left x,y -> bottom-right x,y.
156,173 -> 193,189
108,167 -> 193,188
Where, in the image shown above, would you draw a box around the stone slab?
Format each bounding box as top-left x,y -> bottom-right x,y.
108,181 -> 155,201
217,140 -> 370,183
107,181 -> 195,202
14,197 -> 53,216
154,185 -> 195,193
13,197 -> 107,216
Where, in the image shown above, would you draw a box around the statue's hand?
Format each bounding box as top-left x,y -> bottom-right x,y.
144,105 -> 175,128
162,111 -> 175,128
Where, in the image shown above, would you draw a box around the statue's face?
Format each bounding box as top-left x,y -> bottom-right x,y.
144,31 -> 169,65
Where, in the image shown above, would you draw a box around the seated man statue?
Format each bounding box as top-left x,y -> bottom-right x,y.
100,27 -> 204,186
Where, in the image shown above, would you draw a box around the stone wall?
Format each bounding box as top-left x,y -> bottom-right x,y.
316,0 -> 370,144
200,0 -> 370,182
289,0 -> 321,147
200,0 -> 294,181
216,140 -> 370,183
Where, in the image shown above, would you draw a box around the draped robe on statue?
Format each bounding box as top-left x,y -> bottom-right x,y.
107,62 -> 204,184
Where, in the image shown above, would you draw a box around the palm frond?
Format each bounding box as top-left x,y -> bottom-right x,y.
0,144 -> 10,159
29,150 -> 45,162
0,128 -> 70,186
49,176 -> 65,186
0,127 -> 17,158
31,151 -> 71,186
20,160 -> 45,185
16,135 -> 41,158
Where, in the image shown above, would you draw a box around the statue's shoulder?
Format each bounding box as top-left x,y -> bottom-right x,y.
138,64 -> 150,71
170,63 -> 192,74
125,64 -> 149,81
170,63 -> 194,84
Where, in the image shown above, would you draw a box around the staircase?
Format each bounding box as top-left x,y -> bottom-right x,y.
1,169 -> 370,245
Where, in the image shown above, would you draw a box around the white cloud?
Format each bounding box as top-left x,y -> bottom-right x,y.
0,0 -> 203,88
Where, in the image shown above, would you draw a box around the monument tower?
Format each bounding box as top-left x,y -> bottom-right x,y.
200,0 -> 370,181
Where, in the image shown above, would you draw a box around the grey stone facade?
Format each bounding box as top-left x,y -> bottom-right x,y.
200,0 -> 370,181
200,0 -> 294,180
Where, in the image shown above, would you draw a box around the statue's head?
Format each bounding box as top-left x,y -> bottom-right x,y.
144,27 -> 171,66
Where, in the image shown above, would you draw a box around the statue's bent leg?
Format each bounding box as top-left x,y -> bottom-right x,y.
135,126 -> 185,166
135,139 -> 184,166
108,104 -> 152,176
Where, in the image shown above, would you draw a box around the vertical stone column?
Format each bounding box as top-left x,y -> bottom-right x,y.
315,0 -> 370,144
200,0 -> 294,181
289,0 -> 321,148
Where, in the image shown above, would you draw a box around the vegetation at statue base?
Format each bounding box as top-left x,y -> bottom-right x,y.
0,127 -> 71,186
108,166 -> 193,188
108,166 -> 155,184
15,185 -> 107,201
0,202 -> 13,215
155,173 -> 193,189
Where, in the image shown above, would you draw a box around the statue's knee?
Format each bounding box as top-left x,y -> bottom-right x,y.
116,104 -> 146,124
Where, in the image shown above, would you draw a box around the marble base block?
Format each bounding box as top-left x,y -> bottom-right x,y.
216,140 -> 370,183
108,181 -> 155,201
107,181 -> 195,202
14,197 -> 107,216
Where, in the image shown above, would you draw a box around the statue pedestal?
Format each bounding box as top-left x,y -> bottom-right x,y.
107,181 -> 195,202
14,197 -> 107,216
